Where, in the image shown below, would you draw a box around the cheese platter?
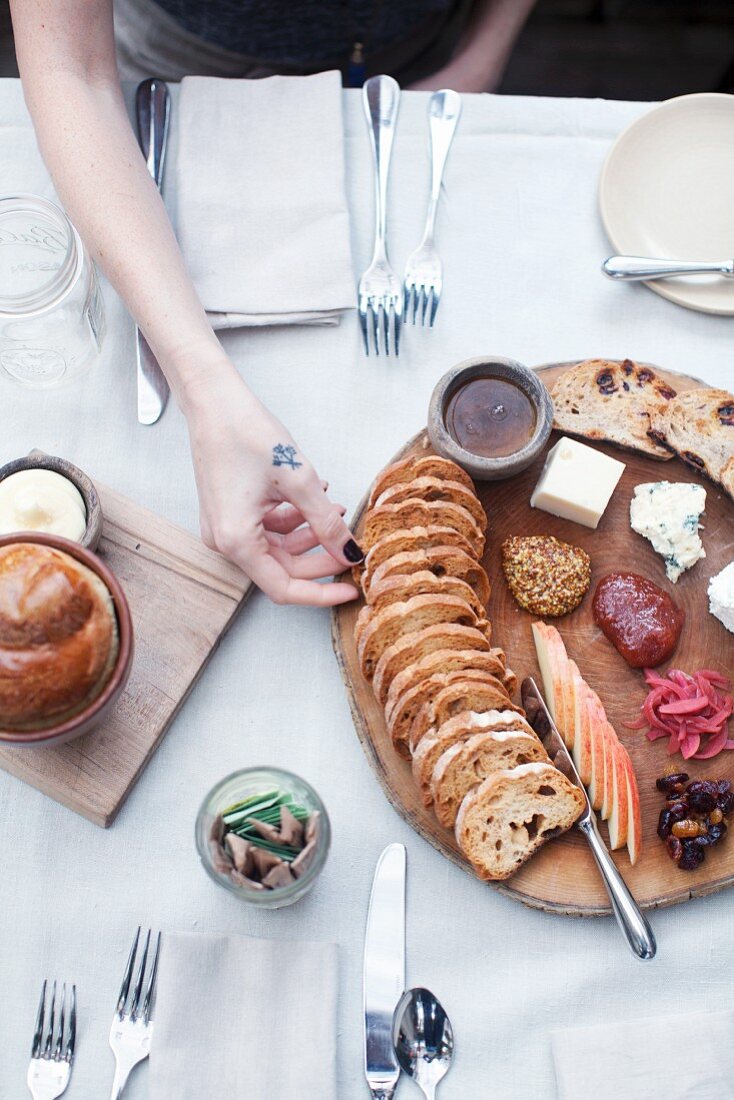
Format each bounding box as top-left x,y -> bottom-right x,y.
332,360 -> 734,916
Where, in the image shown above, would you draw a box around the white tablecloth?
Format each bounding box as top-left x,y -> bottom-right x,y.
1,81 -> 733,1099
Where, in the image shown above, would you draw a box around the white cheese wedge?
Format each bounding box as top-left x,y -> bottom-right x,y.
529,437 -> 626,529
709,561 -> 734,634
629,481 -> 706,583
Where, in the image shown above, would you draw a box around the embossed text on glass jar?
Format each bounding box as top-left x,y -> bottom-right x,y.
0,194 -> 105,387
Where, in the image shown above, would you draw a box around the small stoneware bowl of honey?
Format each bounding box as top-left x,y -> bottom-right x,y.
427,356 -> 554,480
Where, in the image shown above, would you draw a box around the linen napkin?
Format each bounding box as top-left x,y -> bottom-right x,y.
552,1010 -> 734,1100
149,932 -> 338,1099
175,71 -> 354,329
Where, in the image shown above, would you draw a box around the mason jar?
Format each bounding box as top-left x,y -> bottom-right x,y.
0,194 -> 105,387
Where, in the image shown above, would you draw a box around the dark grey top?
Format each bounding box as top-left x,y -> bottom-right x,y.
151,0 -> 457,63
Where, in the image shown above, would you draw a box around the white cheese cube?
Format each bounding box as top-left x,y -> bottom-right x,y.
709,561 -> 734,634
530,436 -> 626,529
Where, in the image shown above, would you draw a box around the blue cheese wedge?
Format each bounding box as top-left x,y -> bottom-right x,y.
629,481 -> 706,583
708,562 -> 734,634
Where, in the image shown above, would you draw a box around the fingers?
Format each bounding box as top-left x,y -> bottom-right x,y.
287,473 -> 363,568
246,549 -> 359,606
265,525 -> 320,555
270,547 -> 346,580
263,500 -> 346,535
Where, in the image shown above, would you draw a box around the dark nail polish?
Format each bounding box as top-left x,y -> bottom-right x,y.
343,538 -> 364,564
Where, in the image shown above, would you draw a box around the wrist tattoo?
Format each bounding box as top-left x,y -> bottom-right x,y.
272,443 -> 302,470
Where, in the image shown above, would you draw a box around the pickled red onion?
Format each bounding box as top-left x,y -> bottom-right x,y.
623,668 -> 734,760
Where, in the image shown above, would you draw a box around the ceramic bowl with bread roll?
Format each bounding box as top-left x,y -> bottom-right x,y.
0,533 -> 133,746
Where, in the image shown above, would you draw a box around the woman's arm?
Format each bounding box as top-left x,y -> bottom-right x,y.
410,0 -> 537,93
10,0 -> 360,605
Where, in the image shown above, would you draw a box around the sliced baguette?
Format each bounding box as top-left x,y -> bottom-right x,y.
412,709 -> 534,806
373,477 -> 488,534
373,624 -> 492,707
455,762 -> 585,880
386,659 -> 509,759
431,729 -> 550,828
551,358 -> 676,459
356,594 -> 490,680
368,455 -> 474,507
365,571 -> 486,622
409,678 -> 523,757
363,499 -> 485,558
363,546 -> 490,605
354,525 -> 477,589
649,387 -> 734,499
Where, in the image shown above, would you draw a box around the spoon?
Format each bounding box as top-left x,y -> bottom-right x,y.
393,987 -> 454,1099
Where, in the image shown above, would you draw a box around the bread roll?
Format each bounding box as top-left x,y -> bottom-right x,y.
0,542 -> 119,731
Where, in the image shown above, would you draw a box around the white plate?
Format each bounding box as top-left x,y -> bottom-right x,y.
599,92 -> 734,315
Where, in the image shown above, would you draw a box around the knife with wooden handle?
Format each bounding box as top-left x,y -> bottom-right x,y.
363,844 -> 406,1099
135,79 -> 170,425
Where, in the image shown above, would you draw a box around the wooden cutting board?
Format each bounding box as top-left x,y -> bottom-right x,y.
0,481 -> 254,826
333,362 -> 734,916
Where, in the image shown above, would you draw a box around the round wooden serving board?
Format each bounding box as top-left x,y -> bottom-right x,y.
332,362 -> 734,916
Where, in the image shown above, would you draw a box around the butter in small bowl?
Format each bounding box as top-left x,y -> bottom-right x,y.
0,452 -> 102,549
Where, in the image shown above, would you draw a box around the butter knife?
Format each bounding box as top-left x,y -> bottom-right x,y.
135,79 -> 170,425
521,677 -> 656,961
364,843 -> 406,1099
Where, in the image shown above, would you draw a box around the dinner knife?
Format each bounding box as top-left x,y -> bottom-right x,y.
603,254 -> 734,280
135,79 -> 171,425
521,677 -> 657,961
364,843 -> 406,1099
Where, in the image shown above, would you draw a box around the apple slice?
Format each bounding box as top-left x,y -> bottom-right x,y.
531,622 -> 572,745
608,739 -> 630,851
619,743 -> 642,865
587,694 -> 608,813
564,659 -> 581,751
572,683 -> 594,787
600,721 -> 616,822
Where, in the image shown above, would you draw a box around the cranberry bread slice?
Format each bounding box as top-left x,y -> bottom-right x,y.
431,730 -> 549,828
386,668 -> 500,760
365,571 -> 486,621
409,679 -> 523,757
551,358 -> 676,459
363,546 -> 490,605
368,455 -> 474,507
363,500 -> 485,558
412,710 -> 532,806
649,387 -> 734,499
353,525 -> 477,590
373,478 -> 487,534
356,595 -> 490,681
455,762 -> 585,880
372,624 -> 491,707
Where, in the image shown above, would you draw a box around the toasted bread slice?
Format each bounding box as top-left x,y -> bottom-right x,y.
409,678 -> 523,758
412,710 -> 532,806
373,477 -> 487,534
372,624 -> 491,707
649,387 -> 734,499
431,729 -> 549,828
551,358 -> 676,459
356,594 -> 490,681
363,500 -> 485,558
386,668 -> 503,760
455,762 -> 585,880
368,455 -> 474,507
384,646 -> 511,720
353,525 -> 477,589
363,546 -> 491,605
365,571 -> 486,622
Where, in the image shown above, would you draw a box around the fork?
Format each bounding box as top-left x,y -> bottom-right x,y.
109,927 -> 161,1099
404,89 -> 462,327
27,980 -> 76,1099
359,74 -> 402,356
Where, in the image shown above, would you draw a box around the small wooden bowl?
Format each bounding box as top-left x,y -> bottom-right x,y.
0,533 -> 134,748
0,450 -> 103,550
427,356 -> 554,481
